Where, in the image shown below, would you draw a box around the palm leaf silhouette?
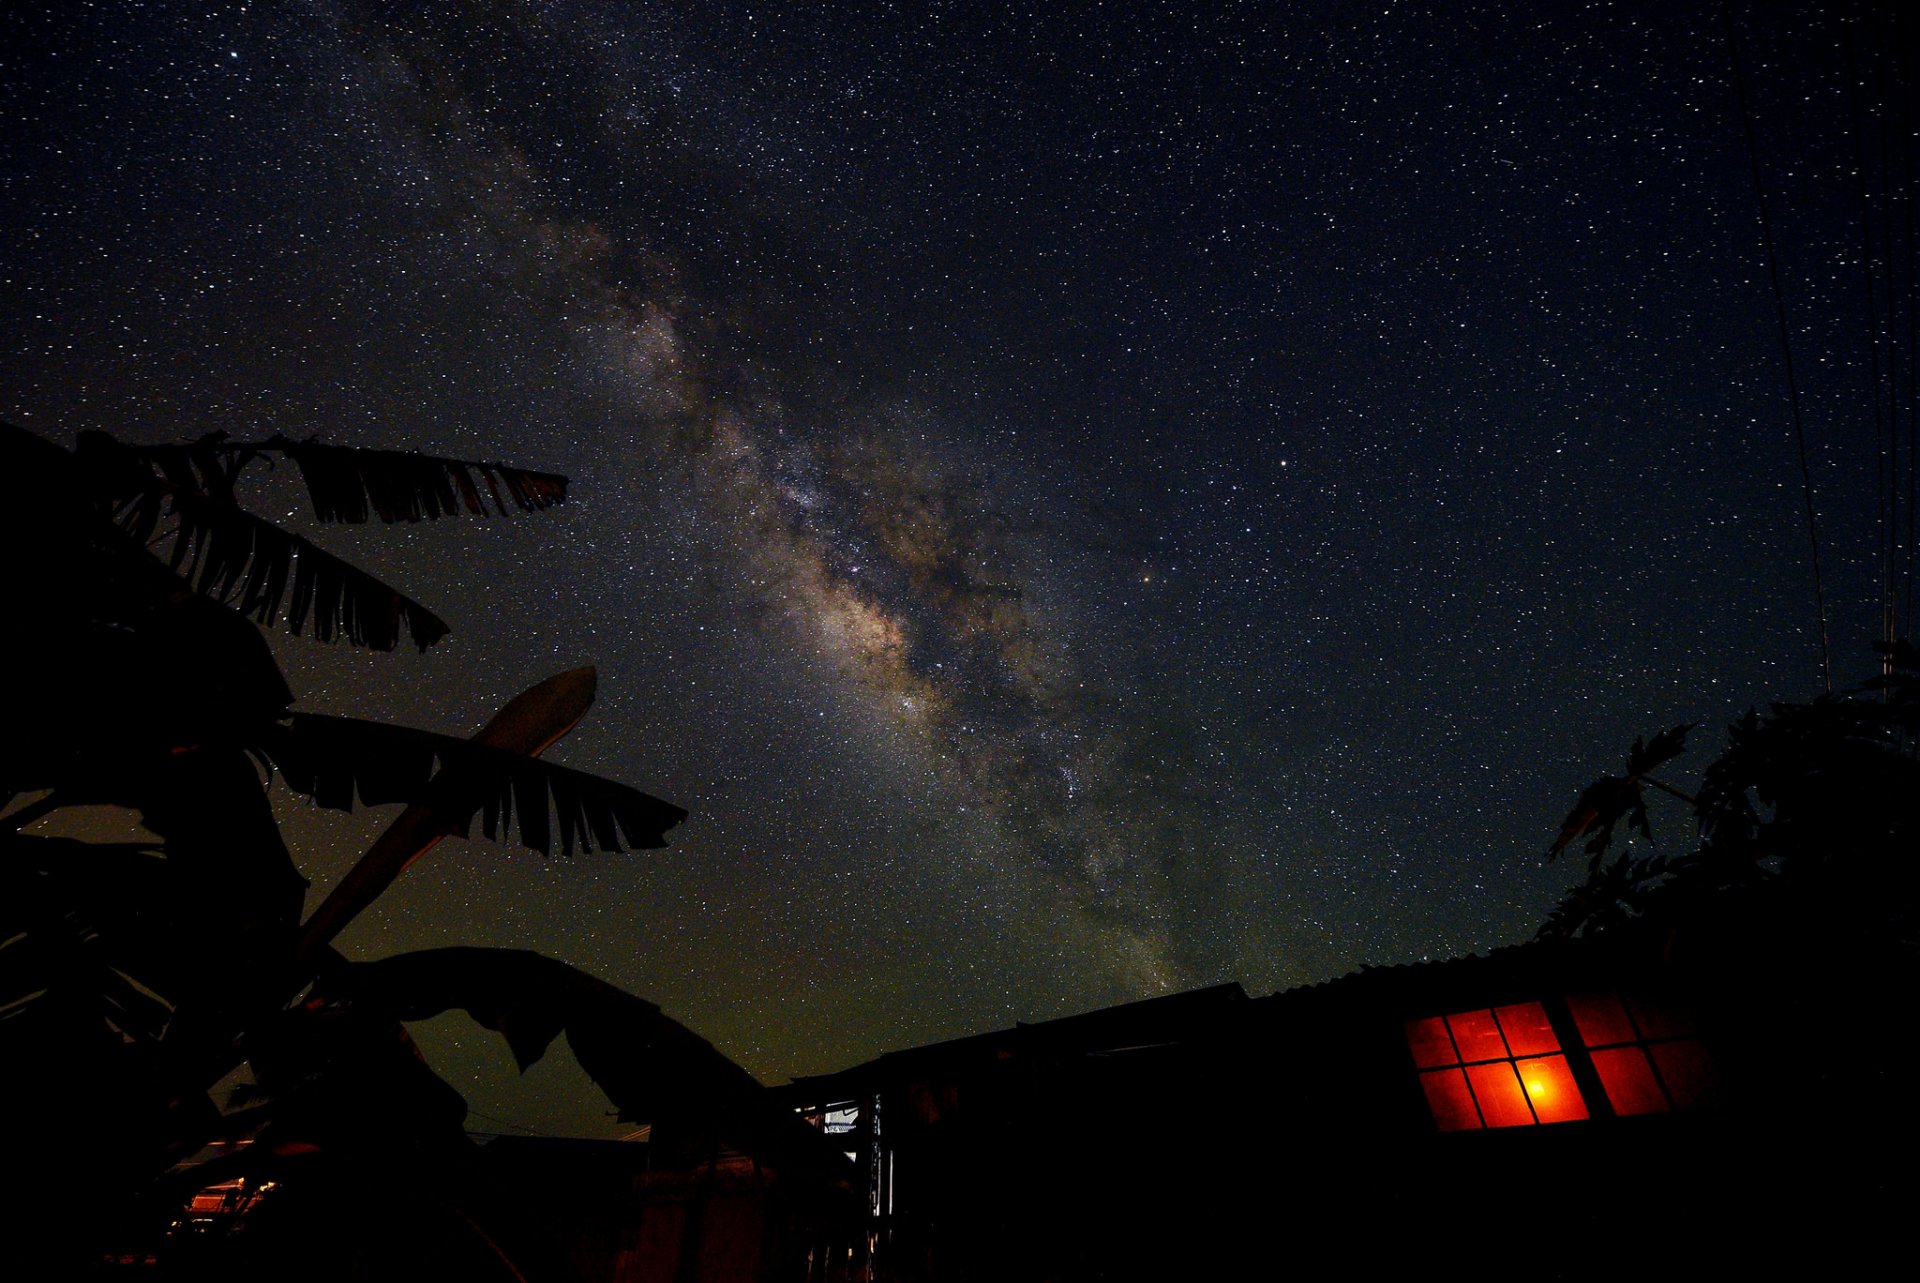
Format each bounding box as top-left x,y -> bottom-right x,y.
77,432 -> 451,651
265,714 -> 685,856
288,667 -> 612,967
265,436 -> 567,523
342,948 -> 754,1122
95,433 -> 569,524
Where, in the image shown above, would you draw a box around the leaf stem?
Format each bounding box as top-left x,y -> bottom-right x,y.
1641,775 -> 1697,805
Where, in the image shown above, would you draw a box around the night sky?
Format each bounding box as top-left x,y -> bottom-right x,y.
3,1 -> 1898,1135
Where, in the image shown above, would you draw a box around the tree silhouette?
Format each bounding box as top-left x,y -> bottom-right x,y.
0,422 -> 829,1276
1538,652 -> 1920,1192
1540,645 -> 1920,942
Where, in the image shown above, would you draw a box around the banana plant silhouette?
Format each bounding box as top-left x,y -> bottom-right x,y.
0,422 -> 826,1274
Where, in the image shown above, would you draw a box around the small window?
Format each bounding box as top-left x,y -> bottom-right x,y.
1406,1002 -> 1590,1131
1566,993 -> 1717,1115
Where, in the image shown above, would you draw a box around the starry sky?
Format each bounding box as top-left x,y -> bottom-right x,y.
2,1 -> 1902,1135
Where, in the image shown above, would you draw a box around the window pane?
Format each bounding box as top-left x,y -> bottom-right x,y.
1627,995 -> 1695,1039
1420,1068 -> 1483,1132
1494,1002 -> 1560,1056
1591,1046 -> 1670,1116
1650,1040 -> 1717,1110
1566,993 -> 1636,1047
1515,1055 -> 1589,1123
1465,1061 -> 1536,1127
1405,1016 -> 1459,1068
1446,1009 -> 1509,1063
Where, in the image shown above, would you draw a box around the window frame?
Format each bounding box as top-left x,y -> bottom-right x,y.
1406,1000 -> 1590,1132
1405,992 -> 1716,1134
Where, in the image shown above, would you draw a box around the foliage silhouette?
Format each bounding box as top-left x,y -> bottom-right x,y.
0,421 -> 824,1277
1540,644 -> 1920,941
1539,649 -> 1920,1200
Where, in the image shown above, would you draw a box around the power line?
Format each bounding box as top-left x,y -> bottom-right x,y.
1899,1 -> 1920,639
1840,7 -> 1916,665
1841,12 -> 1893,657
1722,0 -> 1834,693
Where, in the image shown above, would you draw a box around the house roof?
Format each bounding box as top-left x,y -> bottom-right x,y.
776,931 -> 1691,1104
778,981 -> 1247,1101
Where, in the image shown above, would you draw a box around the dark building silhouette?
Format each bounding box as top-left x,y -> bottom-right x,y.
165,923 -> 1909,1281
776,931 -> 1907,1281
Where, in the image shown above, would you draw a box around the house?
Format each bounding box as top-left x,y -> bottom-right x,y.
776,928 -> 1909,1280
155,904 -> 1913,1280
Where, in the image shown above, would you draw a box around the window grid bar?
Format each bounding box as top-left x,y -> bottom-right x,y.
1588,1000 -> 1699,1113
1494,1011 -> 1544,1126
1437,1014 -> 1487,1129
1493,1006 -> 1551,1125
1450,1009 -> 1543,1128
1417,996 -> 1715,1134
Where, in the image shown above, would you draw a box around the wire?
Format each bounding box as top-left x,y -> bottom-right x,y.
1900,2 -> 1920,639
1877,30 -> 1904,654
1835,15 -> 1896,668
1722,0 -> 1834,692
1842,13 -> 1893,657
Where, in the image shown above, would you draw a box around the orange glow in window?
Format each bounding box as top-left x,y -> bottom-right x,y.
1410,1004 -> 1596,1132
1420,1068 -> 1483,1132
1465,1061 -> 1536,1128
1405,1015 -> 1458,1069
1515,1055 -> 1588,1123
1494,1002 -> 1560,1057
1445,1009 -> 1509,1063
1414,994 -> 1713,1132
1569,991 -> 1716,1116
1591,1046 -> 1669,1116
1566,992 -> 1636,1047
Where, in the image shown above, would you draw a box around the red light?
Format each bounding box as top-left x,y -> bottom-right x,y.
1446,1009 -> 1509,1063
1405,1015 -> 1458,1068
1494,1002 -> 1560,1057
1420,1068 -> 1483,1132
1591,1046 -> 1670,1116
1465,1061 -> 1535,1128
1515,1055 -> 1588,1123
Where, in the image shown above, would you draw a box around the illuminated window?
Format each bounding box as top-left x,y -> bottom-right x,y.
1405,1002 -> 1591,1131
1565,993 -> 1716,1116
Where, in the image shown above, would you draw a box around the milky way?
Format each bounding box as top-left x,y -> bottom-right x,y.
323,9 -> 1205,988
